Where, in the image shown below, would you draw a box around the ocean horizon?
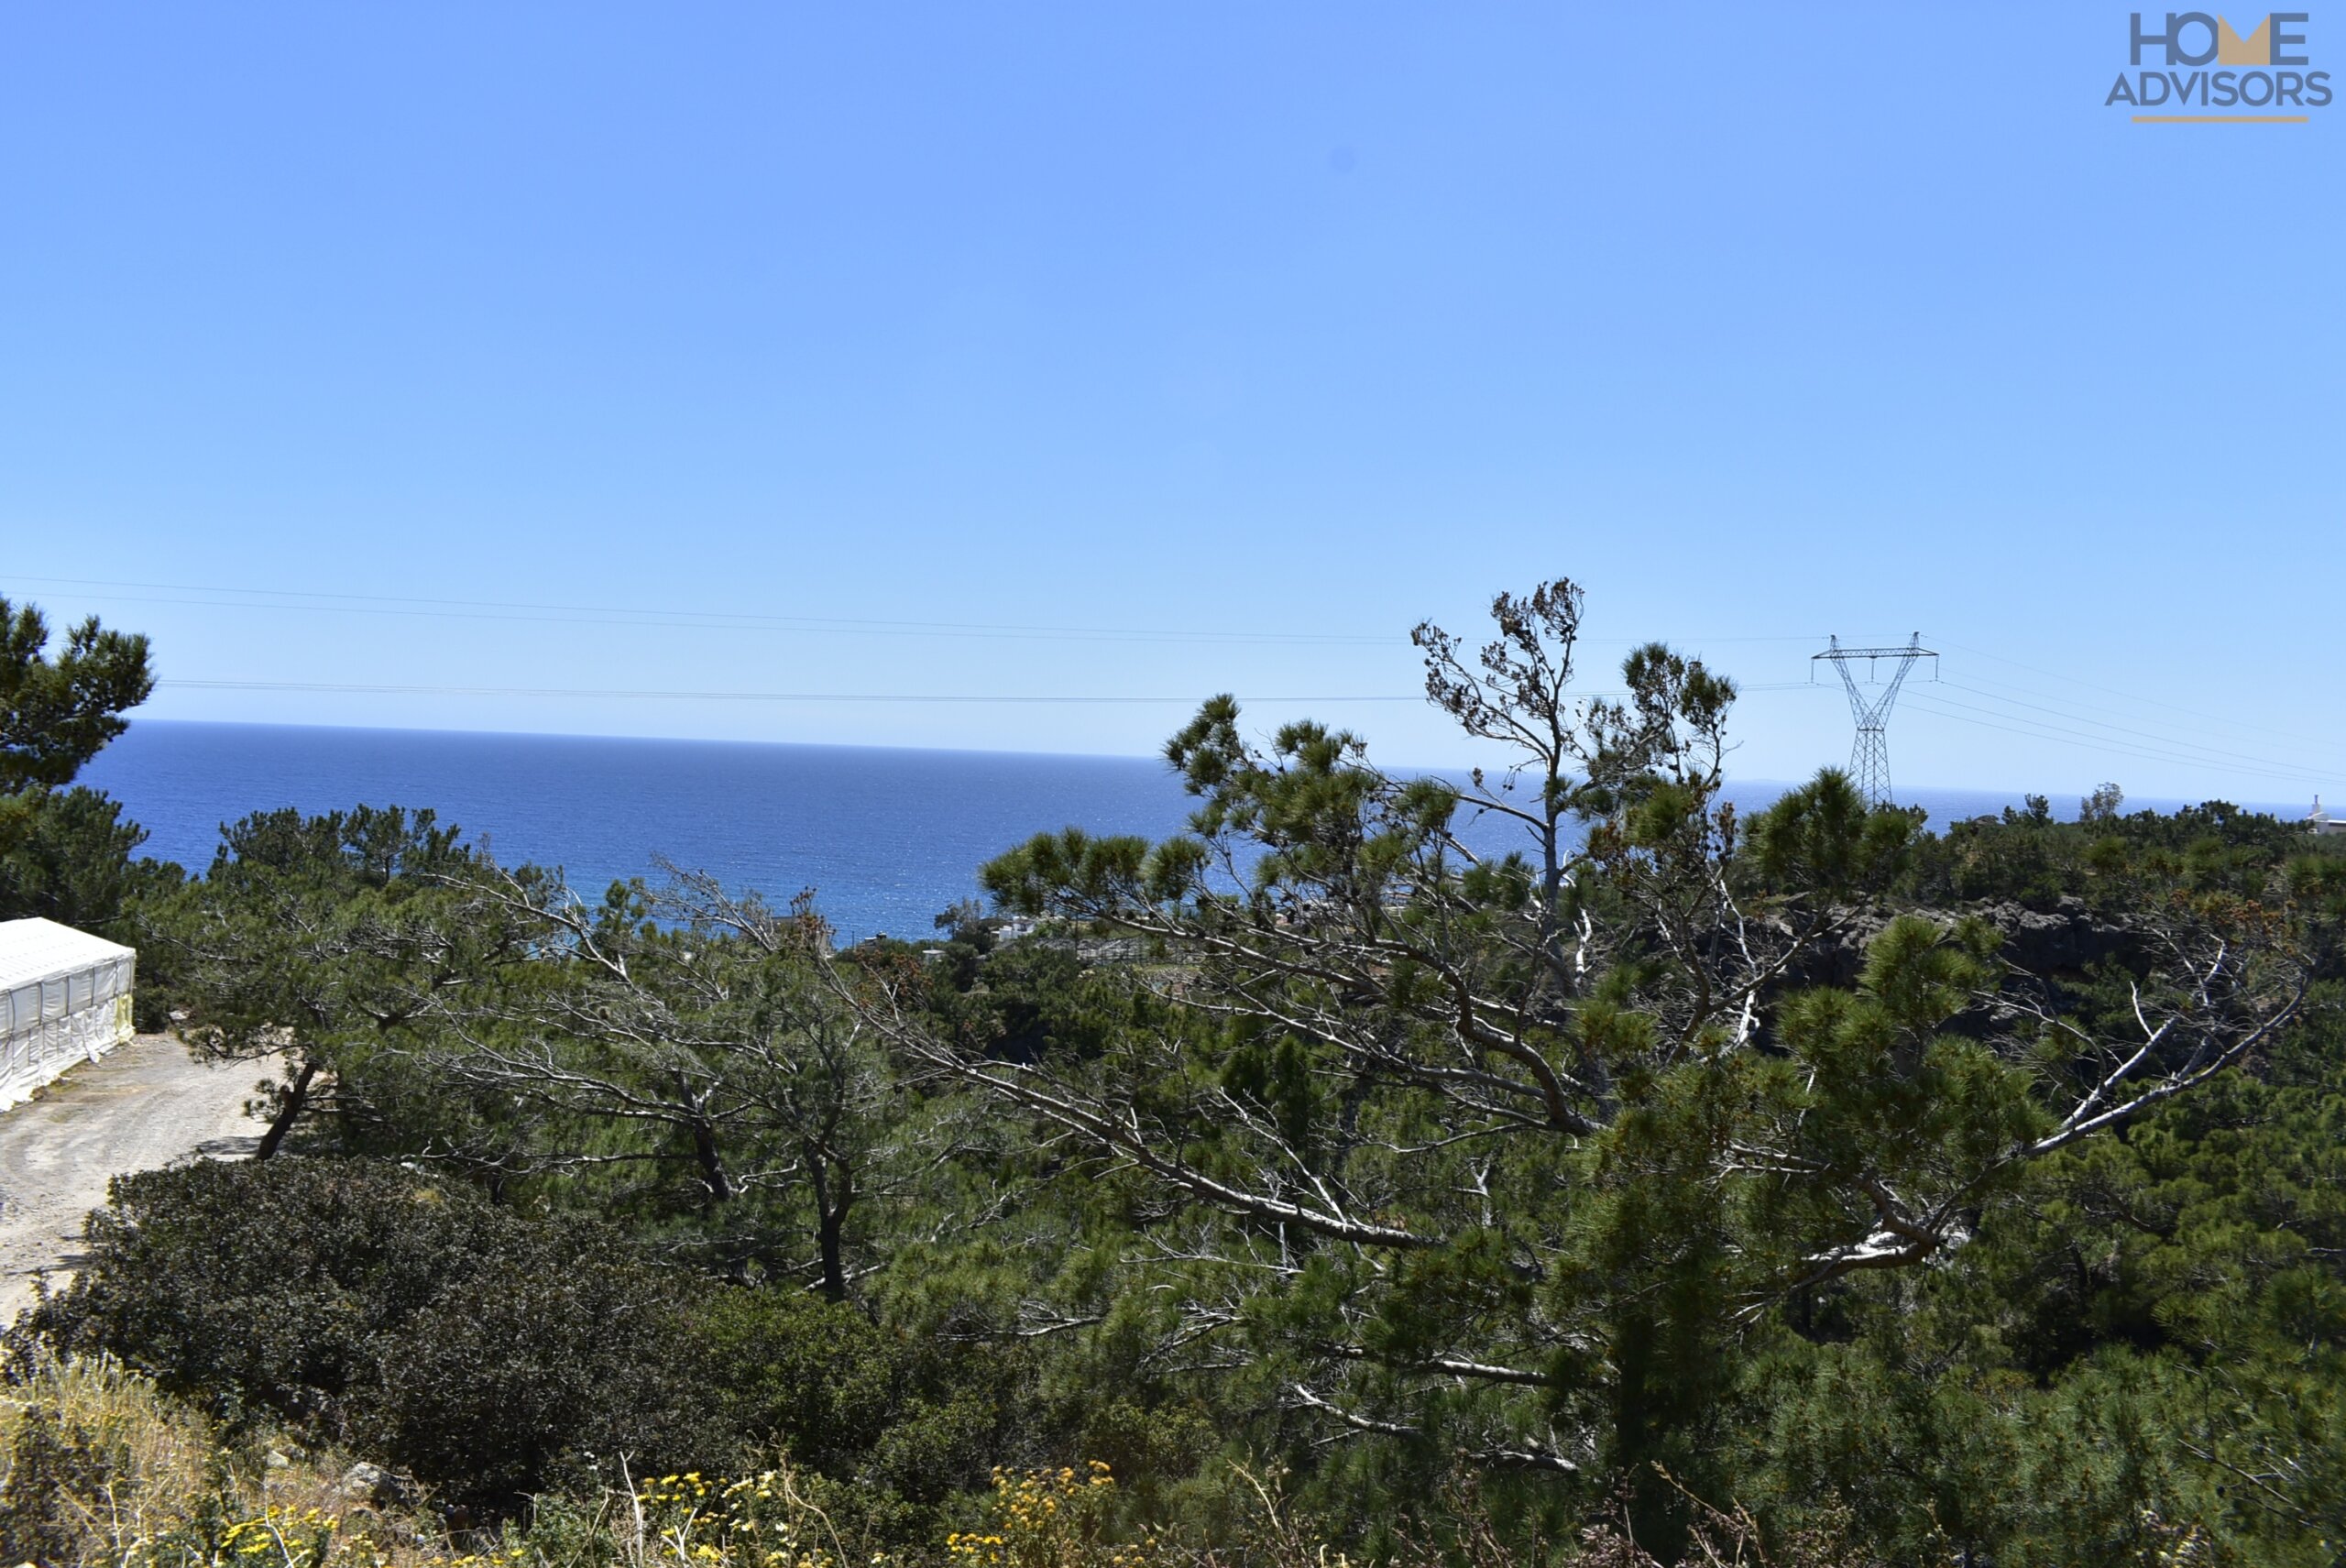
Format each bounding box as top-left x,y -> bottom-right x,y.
77,720 -> 2308,942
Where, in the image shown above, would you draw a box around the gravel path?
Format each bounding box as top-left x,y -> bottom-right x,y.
0,1034 -> 272,1321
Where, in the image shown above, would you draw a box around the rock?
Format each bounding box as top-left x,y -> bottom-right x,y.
1767,906 -> 1900,992
1750,897 -> 2138,1053
266,1449 -> 291,1470
334,1461 -> 413,1509
1977,895 -> 2132,975
1783,897 -> 2132,991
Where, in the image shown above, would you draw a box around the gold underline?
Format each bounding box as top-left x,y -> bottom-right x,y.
2132,114 -> 2310,123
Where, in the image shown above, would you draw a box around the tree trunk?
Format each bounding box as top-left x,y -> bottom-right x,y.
808,1147 -> 852,1302
253,1057 -> 318,1160
687,1114 -> 735,1209
676,1073 -> 735,1209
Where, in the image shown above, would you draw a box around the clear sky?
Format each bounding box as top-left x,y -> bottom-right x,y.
2,4 -> 2338,806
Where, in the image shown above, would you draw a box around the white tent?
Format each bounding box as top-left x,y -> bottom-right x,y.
0,917 -> 137,1110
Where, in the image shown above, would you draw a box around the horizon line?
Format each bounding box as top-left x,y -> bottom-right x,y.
95,716 -> 2319,811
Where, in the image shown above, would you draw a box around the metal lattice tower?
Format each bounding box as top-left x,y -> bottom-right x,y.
1814,634 -> 1936,806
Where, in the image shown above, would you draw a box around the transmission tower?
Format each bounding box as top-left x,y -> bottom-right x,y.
1814,634 -> 1936,806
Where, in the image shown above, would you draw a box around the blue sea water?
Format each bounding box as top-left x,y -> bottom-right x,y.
75,722 -> 2306,943
81,722 -> 1194,940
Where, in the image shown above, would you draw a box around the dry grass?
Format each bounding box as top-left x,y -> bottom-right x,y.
0,1349 -> 217,1564
0,1350 -> 442,1567
0,1357 -> 1958,1568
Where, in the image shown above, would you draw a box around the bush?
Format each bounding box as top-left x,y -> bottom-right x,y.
14,1158 -> 692,1502
20,1161 -> 562,1429
361,1253 -> 691,1500
687,1286 -> 909,1475
681,1281 -> 1047,1542
15,1158 -> 1064,1521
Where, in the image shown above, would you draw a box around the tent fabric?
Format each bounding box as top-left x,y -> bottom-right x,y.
0,917 -> 137,1111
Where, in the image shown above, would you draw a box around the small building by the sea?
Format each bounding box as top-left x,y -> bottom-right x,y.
0,917 -> 137,1111
2308,798 -> 2346,836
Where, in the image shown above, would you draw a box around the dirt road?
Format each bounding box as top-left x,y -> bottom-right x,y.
0,1034 -> 269,1321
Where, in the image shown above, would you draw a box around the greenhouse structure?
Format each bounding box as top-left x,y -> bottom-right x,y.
0,917 -> 136,1111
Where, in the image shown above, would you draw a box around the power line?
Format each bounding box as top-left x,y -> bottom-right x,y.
1788,636 -> 2334,793
10,574 -> 1836,651
1902,696 -> 2309,785
1935,679 -> 2336,778
1933,637 -> 2334,754
33,589 -> 1388,647
1941,664 -> 2346,766
156,677 -> 1821,703
1900,693 -> 2330,792
159,680 -> 1425,704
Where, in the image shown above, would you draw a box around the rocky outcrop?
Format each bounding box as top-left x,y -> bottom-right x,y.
1781,896 -> 2133,993
1971,895 -> 2133,976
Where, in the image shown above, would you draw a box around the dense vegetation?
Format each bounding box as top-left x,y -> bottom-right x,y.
4,583 -> 2342,1566
0,596 -> 170,947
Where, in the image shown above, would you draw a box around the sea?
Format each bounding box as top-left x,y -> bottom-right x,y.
75,722 -> 2305,943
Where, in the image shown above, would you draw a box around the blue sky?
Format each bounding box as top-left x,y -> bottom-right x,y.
1,4 -> 2338,805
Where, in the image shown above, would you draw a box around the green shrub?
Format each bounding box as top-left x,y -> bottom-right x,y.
360,1254 -> 692,1500
680,1281 -> 1044,1541
14,1159 -> 1057,1520
13,1159 -> 691,1502
18,1160 -> 525,1432
686,1285 -> 909,1475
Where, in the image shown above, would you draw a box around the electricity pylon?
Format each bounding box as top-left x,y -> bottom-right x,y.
1814,634 -> 1936,806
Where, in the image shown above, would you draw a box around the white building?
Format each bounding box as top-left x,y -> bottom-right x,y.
0,917 -> 137,1111
2308,798 -> 2346,836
